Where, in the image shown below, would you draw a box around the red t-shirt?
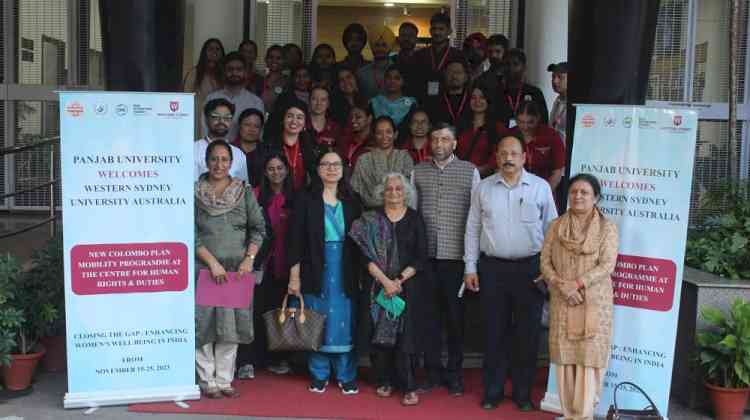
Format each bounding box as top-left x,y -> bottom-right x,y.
457,127 -> 495,168
337,127 -> 372,170
307,118 -> 341,148
400,138 -> 431,164
513,125 -> 566,180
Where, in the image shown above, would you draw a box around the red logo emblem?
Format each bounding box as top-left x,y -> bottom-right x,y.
581,114 -> 595,128
66,101 -> 84,117
169,101 -> 179,112
673,115 -> 682,126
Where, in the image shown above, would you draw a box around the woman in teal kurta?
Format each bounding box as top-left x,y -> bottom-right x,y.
195,140 -> 266,399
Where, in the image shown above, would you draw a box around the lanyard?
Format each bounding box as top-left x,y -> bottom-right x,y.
430,46 -> 451,72
283,141 -> 301,175
443,92 -> 468,124
415,143 -> 429,162
507,87 -> 524,115
373,65 -> 385,91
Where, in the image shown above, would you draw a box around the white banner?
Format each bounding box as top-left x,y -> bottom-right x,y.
60,92 -> 199,408
541,105 -> 698,418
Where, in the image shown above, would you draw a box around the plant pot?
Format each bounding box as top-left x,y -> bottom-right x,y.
705,381 -> 750,420
2,351 -> 45,391
40,335 -> 67,372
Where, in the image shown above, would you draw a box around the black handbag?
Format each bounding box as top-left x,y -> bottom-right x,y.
605,382 -> 664,420
371,306 -> 402,348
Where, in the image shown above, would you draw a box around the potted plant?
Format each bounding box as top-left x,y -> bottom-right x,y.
696,299 -> 750,420
25,236 -> 66,372
0,253 -> 48,391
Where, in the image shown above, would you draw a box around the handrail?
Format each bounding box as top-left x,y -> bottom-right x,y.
0,136 -> 59,156
0,136 -> 59,239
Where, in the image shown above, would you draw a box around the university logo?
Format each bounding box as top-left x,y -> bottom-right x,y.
115,104 -> 128,116
623,116 -> 633,128
673,115 -> 683,127
94,104 -> 107,115
170,101 -> 180,112
604,116 -> 616,128
65,102 -> 84,117
581,114 -> 595,128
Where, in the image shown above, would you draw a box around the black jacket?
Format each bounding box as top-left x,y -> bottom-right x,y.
287,190 -> 362,298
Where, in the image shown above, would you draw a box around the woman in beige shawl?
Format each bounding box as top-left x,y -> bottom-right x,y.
541,173 -> 619,420
350,116 -> 413,208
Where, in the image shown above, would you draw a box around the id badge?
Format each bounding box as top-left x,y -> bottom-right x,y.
427,81 -> 440,96
508,118 -> 517,129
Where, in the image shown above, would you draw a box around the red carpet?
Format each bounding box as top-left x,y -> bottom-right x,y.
129,368 -> 557,420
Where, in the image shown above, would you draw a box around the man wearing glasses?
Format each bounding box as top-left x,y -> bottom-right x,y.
194,98 -> 249,182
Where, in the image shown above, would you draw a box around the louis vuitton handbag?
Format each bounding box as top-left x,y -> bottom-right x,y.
263,294 -> 326,352
605,382 -> 664,420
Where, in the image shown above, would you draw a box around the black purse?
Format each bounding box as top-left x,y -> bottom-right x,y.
605,382 -> 664,420
371,306 -> 402,348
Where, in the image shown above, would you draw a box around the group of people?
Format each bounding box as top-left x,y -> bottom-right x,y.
191,12 -> 615,420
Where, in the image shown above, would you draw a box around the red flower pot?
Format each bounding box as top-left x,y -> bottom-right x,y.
2,351 -> 45,391
40,335 -> 67,372
705,381 -> 750,420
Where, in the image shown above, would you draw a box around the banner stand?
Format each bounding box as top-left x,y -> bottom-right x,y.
60,91 -> 199,408
541,105 -> 696,419
64,385 -> 199,409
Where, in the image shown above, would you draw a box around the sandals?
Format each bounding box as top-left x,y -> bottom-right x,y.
220,387 -> 241,398
203,389 -> 223,399
376,385 -> 393,398
401,392 -> 419,406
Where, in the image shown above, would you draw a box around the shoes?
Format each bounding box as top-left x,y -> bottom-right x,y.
516,400 -> 536,412
480,395 -> 502,410
401,391 -> 419,406
220,387 -> 241,398
237,364 -> 255,379
446,379 -> 464,396
308,379 -> 328,393
267,360 -> 291,375
376,385 -> 393,398
416,378 -> 438,394
339,380 -> 359,395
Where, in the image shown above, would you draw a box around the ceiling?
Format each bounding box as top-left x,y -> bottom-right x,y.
319,0 -> 449,7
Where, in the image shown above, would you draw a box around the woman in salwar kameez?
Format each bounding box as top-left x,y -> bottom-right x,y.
194,140 -> 266,399
541,173 -> 619,420
287,150 -> 363,395
350,116 -> 413,208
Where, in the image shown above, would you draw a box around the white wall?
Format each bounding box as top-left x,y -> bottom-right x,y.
523,0 -> 568,112
184,0 -> 244,75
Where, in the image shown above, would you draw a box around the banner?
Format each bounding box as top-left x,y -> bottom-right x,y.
60,92 -> 199,408
541,105 -> 697,417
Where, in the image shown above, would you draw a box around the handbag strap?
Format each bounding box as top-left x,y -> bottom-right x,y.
613,382 -> 661,414
461,127 -> 485,161
279,293 -> 307,324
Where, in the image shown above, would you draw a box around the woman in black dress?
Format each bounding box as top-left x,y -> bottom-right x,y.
349,172 -> 427,406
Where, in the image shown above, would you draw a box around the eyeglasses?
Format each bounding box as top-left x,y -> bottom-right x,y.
319,161 -> 343,169
209,113 -> 233,123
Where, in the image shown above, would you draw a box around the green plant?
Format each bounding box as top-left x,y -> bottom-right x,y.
0,254 -> 25,365
25,236 -> 65,336
685,181 -> 750,279
0,237 -> 64,360
696,299 -> 750,388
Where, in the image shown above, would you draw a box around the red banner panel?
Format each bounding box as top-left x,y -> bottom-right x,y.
612,254 -> 676,312
71,242 -> 188,295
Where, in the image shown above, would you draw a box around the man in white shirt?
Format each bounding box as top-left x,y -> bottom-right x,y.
464,135 -> 557,412
195,98 -> 248,182
204,51 -> 265,141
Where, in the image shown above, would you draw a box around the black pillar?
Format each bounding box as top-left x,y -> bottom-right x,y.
99,0 -> 184,91
563,0 -> 660,206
